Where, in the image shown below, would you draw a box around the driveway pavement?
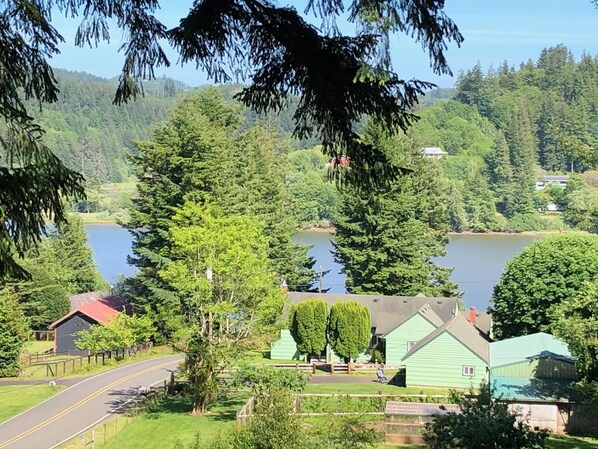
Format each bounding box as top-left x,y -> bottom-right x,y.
0,354 -> 183,449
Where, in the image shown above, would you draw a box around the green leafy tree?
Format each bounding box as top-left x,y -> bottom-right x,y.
233,364 -> 310,397
0,288 -> 31,376
333,126 -> 458,297
208,389 -> 380,449
289,299 -> 328,356
552,280 -> 598,381
328,301 -> 371,362
160,201 -> 284,414
422,382 -> 548,449
563,187 -> 598,233
491,233 -> 598,339
75,313 -> 154,353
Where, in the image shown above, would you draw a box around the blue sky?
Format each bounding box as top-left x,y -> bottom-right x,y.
49,0 -> 598,88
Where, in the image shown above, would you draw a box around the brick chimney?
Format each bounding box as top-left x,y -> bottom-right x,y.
468,306 -> 477,326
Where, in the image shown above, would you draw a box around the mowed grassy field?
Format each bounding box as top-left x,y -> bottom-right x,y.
0,385 -> 64,423
57,393 -> 249,449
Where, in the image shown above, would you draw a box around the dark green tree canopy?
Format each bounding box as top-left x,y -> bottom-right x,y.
491,233 -> 598,340
1,0 -> 463,279
328,300 -> 371,361
288,298 -> 328,356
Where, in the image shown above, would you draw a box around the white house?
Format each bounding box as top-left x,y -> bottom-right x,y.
421,147 -> 448,159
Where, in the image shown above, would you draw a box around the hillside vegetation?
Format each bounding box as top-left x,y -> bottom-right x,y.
34,46 -> 598,233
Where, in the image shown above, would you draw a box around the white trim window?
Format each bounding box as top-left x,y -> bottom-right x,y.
462,365 -> 475,376
407,341 -> 418,352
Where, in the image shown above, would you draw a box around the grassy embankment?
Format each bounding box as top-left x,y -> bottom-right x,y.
17,344 -> 177,380
0,385 -> 65,423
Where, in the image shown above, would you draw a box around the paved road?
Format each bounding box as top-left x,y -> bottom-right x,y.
0,355 -> 183,449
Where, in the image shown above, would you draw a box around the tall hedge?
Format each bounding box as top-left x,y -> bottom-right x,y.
289,299 -> 328,355
328,301 -> 371,362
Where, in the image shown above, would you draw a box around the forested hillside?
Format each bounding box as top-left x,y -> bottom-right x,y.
30,47 -> 598,233
410,45 -> 598,232
28,69 -> 182,184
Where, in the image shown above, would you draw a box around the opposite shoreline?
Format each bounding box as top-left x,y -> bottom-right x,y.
76,213 -> 565,238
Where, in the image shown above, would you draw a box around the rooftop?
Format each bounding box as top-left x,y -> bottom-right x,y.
490,332 -> 574,368
287,292 -> 457,335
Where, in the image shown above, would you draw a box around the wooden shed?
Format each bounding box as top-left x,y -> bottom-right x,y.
489,332 -> 576,400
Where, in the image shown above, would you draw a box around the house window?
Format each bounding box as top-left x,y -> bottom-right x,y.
462,365 -> 475,376
407,341 -> 418,352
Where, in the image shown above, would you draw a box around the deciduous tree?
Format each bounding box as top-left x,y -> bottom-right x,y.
423,382 -> 548,449
491,233 -> 598,339
160,201 -> 284,414
552,281 -> 598,381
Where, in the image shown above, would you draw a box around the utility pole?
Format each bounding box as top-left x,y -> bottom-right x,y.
318,265 -> 323,293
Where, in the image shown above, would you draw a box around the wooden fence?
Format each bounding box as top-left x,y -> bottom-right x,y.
26,343 -> 153,377
235,392 -> 451,426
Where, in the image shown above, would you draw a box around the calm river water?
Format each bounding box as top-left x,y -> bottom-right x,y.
85,224 -> 540,311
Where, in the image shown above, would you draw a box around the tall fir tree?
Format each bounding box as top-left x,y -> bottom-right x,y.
0,288 -> 31,376
487,132 -> 515,217
333,125 -> 458,297
44,214 -> 108,294
126,88 -> 314,317
504,101 -> 537,217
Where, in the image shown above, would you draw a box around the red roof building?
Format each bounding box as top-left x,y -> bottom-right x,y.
50,295 -> 130,354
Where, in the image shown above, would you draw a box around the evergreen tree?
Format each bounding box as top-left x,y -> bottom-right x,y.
333,125 -> 458,297
461,160 -> 501,232
487,132 -> 515,216
328,301 -> 371,362
504,101 -> 537,217
45,215 -> 108,294
289,299 -> 328,356
224,126 -> 315,291
13,261 -> 70,330
126,89 -> 314,318
0,288 -> 31,376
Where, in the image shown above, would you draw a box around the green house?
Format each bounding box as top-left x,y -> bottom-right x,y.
270,292 -> 459,363
489,332 -> 576,400
384,304 -> 444,365
402,314 -> 490,388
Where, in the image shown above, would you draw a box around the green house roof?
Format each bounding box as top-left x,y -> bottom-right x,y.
402,314 -> 490,363
489,332 -> 574,369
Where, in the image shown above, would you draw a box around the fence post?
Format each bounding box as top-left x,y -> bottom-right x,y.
80,433 -> 84,449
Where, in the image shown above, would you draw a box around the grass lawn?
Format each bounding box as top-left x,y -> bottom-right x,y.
58,392 -> 249,449
304,383 -> 450,395
548,436 -> 598,449
22,340 -> 54,355
0,385 -> 64,423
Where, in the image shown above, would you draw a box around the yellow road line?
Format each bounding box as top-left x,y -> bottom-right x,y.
0,359 -> 175,449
